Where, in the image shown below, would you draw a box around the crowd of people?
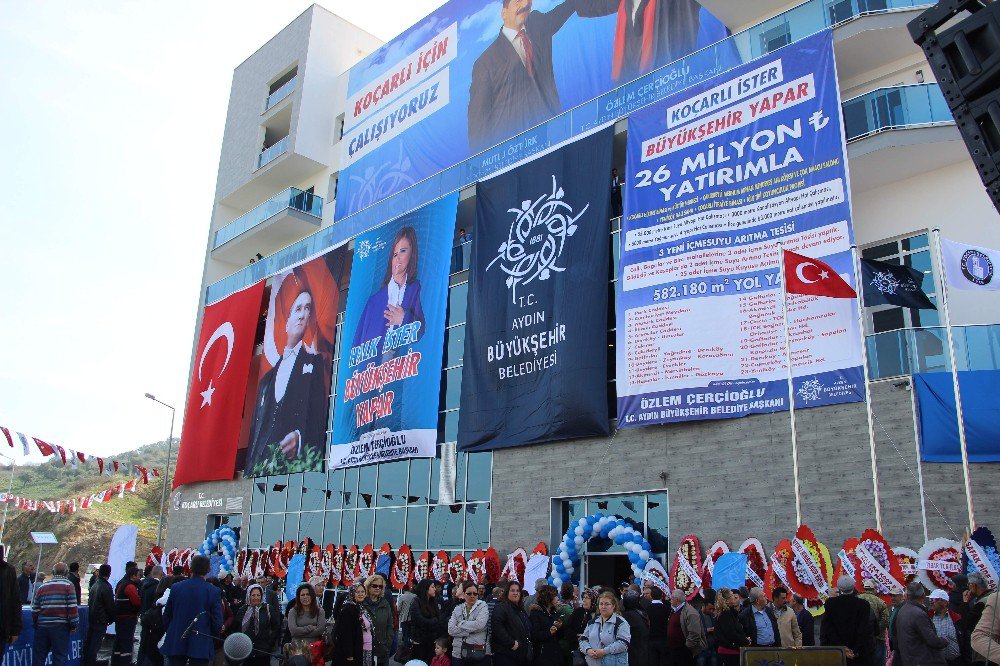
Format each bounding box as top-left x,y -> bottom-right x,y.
9,556 -> 1000,666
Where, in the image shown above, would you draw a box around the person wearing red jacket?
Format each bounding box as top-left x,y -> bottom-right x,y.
113,567 -> 142,666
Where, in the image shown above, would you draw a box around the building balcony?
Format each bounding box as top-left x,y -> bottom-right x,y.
867,324 -> 1000,379
257,136 -> 289,170
264,76 -> 296,112
700,0 -> 930,35
211,188 -> 323,264
845,84 -> 966,190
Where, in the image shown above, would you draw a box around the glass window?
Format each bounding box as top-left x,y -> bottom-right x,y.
429,456 -> 441,503
250,479 -> 266,514
455,453 -> 467,502
406,506 -> 428,550
376,460 -> 408,507
247,514 -> 263,548
862,241 -> 898,260
261,514 -> 283,546
465,502 -> 490,548
285,474 -> 303,513
647,493 -> 669,554
340,511 -> 356,545
373,507 -> 406,546
327,469 -> 345,510
438,411 -> 459,445
343,468 -> 359,508
440,367 -> 463,411
611,232 -> 620,279
445,325 -> 465,368
902,233 -> 929,251
283,513 -> 300,539
301,472 -> 327,511
448,282 -> 468,327
264,475 -> 289,514
355,509 -> 375,546
409,458 -> 430,503
300,511 -> 324,544
428,504 -> 464,549
466,453 -> 491,502
324,511 -> 342,546
358,466 -> 377,508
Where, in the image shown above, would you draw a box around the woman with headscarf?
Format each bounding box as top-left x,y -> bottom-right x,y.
333,582 -> 373,666
569,590 -> 598,648
234,584 -> 279,666
412,579 -> 443,664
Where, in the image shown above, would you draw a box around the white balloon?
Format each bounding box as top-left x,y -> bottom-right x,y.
639,550 -> 649,560
574,536 -> 584,545
574,526 -> 585,536
565,565 -> 574,574
553,577 -> 563,587
578,518 -> 588,527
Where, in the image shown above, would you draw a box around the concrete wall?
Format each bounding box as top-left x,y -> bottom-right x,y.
165,478 -> 253,550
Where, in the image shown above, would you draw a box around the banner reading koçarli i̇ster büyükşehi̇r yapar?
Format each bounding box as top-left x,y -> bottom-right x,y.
617,30 -> 865,427
335,0 -> 733,220
330,194 -> 457,468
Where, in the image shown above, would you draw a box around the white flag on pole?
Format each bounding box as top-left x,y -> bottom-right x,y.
941,238 -> 1000,291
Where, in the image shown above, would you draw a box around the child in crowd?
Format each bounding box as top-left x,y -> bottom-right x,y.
431,637 -> 451,666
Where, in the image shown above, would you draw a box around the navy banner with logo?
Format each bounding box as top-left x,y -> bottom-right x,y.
458,129 -> 613,451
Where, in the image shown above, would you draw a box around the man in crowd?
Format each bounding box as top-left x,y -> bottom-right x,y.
822,576 -> 874,662
894,581 -> 948,664
970,579 -> 999,666
860,578 -> 890,665
30,562 -> 79,666
929,589 -> 963,665
770,586 -> 801,648
740,588 -> 780,648
113,566 -> 142,666
790,594 -> 814,646
161,555 -> 224,666
17,562 -> 35,604
736,587 -> 750,610
0,546 -> 22,654
171,565 -> 185,577
668,588 -> 706,664
84,564 -> 115,666
888,588 -> 907,657
962,574 -> 992,654
67,563 -> 82,605
698,588 -> 717,666
646,586 -> 670,666
140,566 -> 164,613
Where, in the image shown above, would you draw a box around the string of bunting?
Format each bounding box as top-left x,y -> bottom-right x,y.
0,424 -> 160,481
1,474 -> 146,514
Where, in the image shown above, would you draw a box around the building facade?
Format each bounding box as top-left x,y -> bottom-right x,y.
168,1 -> 1000,585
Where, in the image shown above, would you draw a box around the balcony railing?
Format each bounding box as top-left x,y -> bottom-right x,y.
209,0 -> 933,304
256,136 -> 289,170
213,188 -> 323,249
264,76 -> 296,112
843,84 -> 953,142
867,324 -> 1000,379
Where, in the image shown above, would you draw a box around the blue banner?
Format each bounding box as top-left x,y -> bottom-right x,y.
330,194 -> 458,467
458,129 -> 613,451
617,30 -> 864,427
914,371 -> 1000,462
5,607 -> 89,666
335,0 -> 733,221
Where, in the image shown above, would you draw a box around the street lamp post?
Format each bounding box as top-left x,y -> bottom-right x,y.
0,453 -> 14,546
145,393 -> 176,548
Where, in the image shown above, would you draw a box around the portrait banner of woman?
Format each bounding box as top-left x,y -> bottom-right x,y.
244,245 -> 348,477
331,194 -> 458,469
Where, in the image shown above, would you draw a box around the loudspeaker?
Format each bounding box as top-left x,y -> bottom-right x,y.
937,3 -> 1000,103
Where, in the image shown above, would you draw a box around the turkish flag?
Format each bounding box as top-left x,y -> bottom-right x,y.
783,250 -> 856,298
173,282 -> 265,489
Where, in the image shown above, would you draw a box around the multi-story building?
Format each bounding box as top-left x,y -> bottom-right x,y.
168,1 -> 1000,585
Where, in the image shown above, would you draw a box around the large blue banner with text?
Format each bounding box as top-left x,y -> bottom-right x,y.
335,0 -> 732,221
458,129 -> 613,451
331,194 -> 458,467
617,30 -> 864,427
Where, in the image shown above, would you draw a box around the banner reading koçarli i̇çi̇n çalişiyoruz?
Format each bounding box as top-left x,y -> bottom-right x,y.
331,194 -> 458,468
335,0 -> 733,221
243,245 -> 349,477
458,129 -> 613,451
617,30 -> 864,427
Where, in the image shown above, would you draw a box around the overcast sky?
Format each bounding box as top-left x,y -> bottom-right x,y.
0,1 -> 443,462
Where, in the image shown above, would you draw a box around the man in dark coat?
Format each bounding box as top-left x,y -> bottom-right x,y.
894,582 -> 948,665
821,576 -> 875,664
67,563 -> 82,605
84,564 -> 115,666
0,547 -> 23,654
467,0 -> 577,152
161,555 -> 224,666
140,566 -> 164,613
17,562 -> 35,605
739,588 -> 780,647
790,594 -> 815,646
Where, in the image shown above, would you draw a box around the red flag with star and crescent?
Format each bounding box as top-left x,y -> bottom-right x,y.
783,250 -> 856,298
173,282 -> 265,489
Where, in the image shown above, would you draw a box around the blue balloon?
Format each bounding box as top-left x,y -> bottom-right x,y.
614,534 -> 627,545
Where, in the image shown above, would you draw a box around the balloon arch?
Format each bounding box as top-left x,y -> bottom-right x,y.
550,513 -> 652,588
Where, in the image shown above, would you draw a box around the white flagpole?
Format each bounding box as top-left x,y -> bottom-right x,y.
851,245 -> 883,532
931,228 -> 976,532
909,383 -> 930,542
778,243 -> 803,527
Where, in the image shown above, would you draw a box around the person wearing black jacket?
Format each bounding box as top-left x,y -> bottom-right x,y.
332,583 -> 367,666
138,575 -> 181,666
569,589 -> 597,648
234,584 -> 278,666
738,589 -> 780,648
84,564 -> 115,666
412,578 -> 443,664
492,581 -> 533,666
822,576 -> 875,665
622,592 -> 649,666
17,562 -> 35,605
67,563 -> 83,605
646,587 -> 670,666
139,567 -> 163,613
0,547 -> 23,654
714,588 -> 749,666
529,586 -> 564,666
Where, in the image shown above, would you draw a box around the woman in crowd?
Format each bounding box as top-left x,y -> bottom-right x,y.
412,578 -> 443,664
333,582 -> 373,666
569,589 -> 598,646
363,574 -> 394,666
620,592 -> 648,666
449,579 -> 491,666
529,585 -> 564,666
492,581 -> 532,666
138,575 -> 181,666
287,582 -> 326,646
235,584 -> 279,666
578,591 -> 631,666
712,588 -> 749,666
